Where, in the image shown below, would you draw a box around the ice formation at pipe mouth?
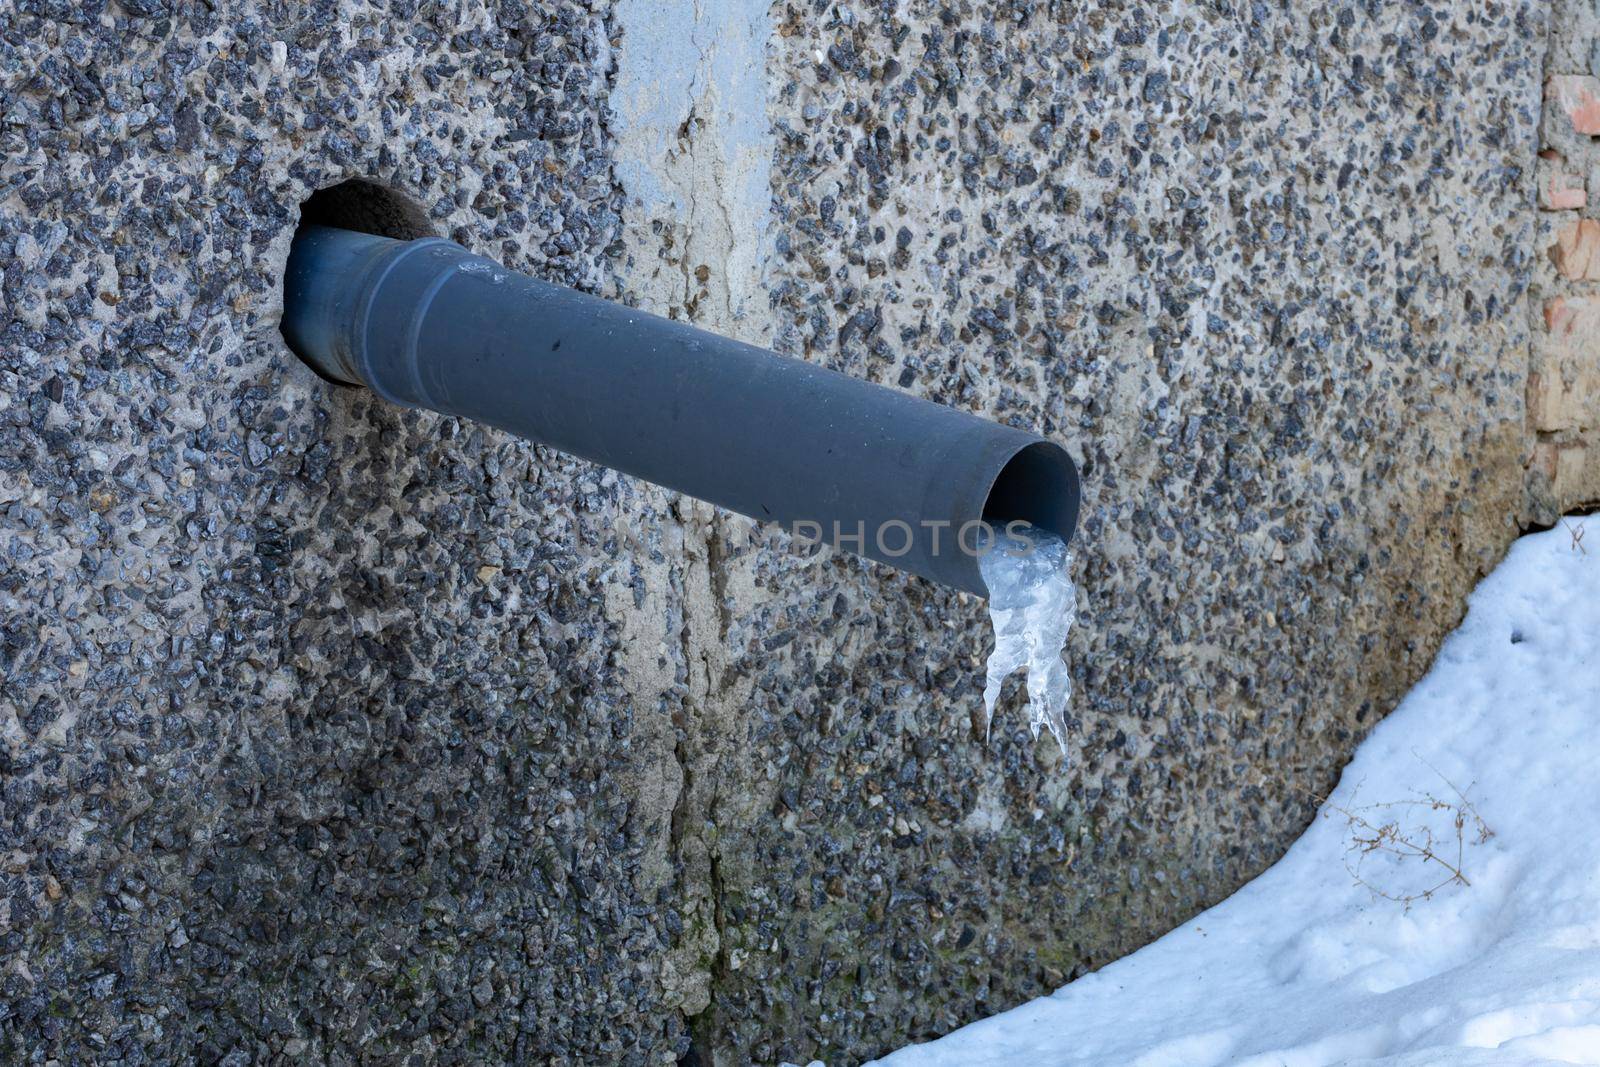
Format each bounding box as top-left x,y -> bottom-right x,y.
979,524 -> 1076,751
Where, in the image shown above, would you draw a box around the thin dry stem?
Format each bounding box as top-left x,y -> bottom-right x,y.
1300,753 -> 1494,910
1563,518 -> 1587,556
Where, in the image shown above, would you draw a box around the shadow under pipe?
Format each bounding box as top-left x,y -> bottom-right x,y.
280,224 -> 1079,597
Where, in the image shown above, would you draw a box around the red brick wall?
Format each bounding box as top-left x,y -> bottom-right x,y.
1533,67 -> 1600,516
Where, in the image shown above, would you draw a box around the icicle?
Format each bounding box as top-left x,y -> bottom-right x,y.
979,524 -> 1077,751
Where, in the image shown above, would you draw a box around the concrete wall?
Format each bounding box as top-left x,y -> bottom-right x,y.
0,0 -> 1563,1064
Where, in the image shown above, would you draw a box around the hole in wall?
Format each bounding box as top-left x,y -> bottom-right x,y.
296,177 -> 435,241
279,179 -> 437,385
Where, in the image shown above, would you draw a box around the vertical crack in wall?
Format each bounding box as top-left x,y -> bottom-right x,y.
607,0 -> 777,1046
610,0 -> 775,329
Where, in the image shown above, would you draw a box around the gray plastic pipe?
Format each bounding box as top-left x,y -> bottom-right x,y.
280,225 -> 1079,596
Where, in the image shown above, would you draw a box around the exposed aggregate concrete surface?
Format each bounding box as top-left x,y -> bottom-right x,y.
0,0 -> 1550,1065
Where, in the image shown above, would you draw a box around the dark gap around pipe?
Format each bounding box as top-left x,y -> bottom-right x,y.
297,178 -> 435,242
284,180 -> 436,385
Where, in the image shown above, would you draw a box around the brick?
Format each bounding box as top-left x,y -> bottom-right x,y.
1530,440 -> 1598,503
1539,156 -> 1587,209
1552,440 -> 1597,502
1530,440 -> 1560,482
1528,370 -> 1587,431
1549,75 -> 1600,135
1533,297 -> 1600,431
1550,218 -> 1600,280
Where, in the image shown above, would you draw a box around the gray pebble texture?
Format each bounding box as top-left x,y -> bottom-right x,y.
0,0 -> 1546,1065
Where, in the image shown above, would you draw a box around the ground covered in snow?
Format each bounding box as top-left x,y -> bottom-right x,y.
877,522 -> 1599,1067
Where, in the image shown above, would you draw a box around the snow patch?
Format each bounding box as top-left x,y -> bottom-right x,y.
878,521 -> 1600,1067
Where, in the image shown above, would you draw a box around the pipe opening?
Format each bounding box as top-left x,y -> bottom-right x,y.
982,440 -> 1081,548
296,178 -> 434,241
